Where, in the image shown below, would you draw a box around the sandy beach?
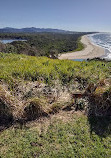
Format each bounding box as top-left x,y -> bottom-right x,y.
58,35 -> 105,60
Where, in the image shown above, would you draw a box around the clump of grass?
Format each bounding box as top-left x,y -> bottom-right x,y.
23,97 -> 49,120
0,99 -> 13,126
0,85 -> 13,125
49,102 -> 65,114
87,83 -> 111,116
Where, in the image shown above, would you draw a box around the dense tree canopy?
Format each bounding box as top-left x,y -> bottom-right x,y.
0,32 -> 93,58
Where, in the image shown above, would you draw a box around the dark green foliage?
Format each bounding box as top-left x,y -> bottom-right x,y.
0,99 -> 13,126
0,32 -> 90,57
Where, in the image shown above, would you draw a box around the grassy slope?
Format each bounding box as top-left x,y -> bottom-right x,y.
0,53 -> 111,157
0,52 -> 110,86
0,113 -> 111,158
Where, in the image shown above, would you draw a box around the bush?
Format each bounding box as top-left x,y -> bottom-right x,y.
23,98 -> 49,120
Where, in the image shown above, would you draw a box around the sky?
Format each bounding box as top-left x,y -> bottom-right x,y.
0,0 -> 110,32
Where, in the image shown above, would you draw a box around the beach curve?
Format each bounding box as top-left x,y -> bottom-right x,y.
58,35 -> 105,60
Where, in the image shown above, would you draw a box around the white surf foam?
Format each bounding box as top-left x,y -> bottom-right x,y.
88,33 -> 111,60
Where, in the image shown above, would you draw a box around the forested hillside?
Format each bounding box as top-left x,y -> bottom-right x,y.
0,32 -> 92,57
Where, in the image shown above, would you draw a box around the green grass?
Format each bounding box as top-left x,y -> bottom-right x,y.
0,114 -> 111,158
0,53 -> 111,157
0,52 -> 110,88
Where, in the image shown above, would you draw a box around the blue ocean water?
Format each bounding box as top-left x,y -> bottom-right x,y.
88,33 -> 111,60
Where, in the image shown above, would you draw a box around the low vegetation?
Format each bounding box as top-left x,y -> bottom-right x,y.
0,52 -> 110,85
0,113 -> 111,158
0,52 -> 110,117
0,52 -> 111,157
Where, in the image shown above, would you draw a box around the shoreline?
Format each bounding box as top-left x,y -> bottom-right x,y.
58,35 -> 105,60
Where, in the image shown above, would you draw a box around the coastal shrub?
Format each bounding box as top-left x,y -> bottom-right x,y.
74,37 -> 84,51
24,98 -> 49,120
88,85 -> 111,116
49,102 -> 64,114
0,99 -> 13,126
74,98 -> 87,111
0,85 -> 13,125
0,53 -> 110,87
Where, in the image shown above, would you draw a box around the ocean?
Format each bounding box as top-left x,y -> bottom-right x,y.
88,33 -> 111,60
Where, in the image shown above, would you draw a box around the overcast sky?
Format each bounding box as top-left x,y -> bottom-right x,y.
0,0 -> 110,32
